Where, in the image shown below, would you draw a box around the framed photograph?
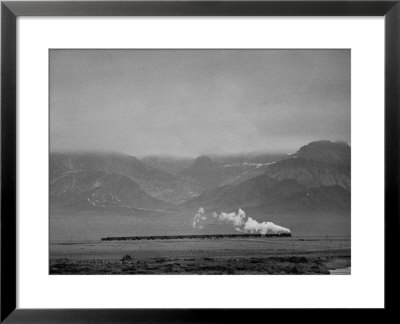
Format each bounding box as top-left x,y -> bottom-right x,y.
1,0 -> 399,321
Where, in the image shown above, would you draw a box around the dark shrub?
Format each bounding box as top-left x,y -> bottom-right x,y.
121,254 -> 132,262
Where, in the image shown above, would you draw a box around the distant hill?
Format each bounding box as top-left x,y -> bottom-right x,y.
265,141 -> 350,190
183,173 -> 350,213
294,140 -> 350,164
50,152 -> 175,182
50,152 -> 202,206
141,156 -> 194,175
179,156 -> 224,189
50,169 -> 169,213
178,154 -> 283,190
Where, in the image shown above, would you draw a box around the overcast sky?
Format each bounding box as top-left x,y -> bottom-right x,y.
50,49 -> 350,157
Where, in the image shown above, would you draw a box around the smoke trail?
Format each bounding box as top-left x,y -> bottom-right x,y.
243,217 -> 291,235
192,207 -> 291,234
193,207 -> 207,229
212,208 -> 246,229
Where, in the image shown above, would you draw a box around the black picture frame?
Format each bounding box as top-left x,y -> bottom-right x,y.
1,0 -> 399,322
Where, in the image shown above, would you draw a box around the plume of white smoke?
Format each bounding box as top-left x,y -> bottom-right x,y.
243,217 -> 291,235
212,208 -> 246,229
192,207 -> 291,234
192,207 -> 207,229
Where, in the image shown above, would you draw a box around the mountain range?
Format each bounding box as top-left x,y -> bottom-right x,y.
184,141 -> 350,212
50,140 -> 350,214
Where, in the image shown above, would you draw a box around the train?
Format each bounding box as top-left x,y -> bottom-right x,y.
101,232 -> 291,241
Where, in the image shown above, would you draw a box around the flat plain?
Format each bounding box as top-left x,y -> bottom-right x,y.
50,236 -> 350,274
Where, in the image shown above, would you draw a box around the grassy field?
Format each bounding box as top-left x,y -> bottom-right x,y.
50,253 -> 350,275
50,236 -> 350,274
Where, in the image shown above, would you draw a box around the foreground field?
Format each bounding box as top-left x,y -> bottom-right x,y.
50,251 -> 350,275
50,236 -> 350,274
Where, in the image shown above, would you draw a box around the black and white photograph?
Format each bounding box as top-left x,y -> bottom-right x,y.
49,49 -> 351,275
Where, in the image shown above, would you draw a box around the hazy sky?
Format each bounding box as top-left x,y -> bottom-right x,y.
50,49 -> 350,157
